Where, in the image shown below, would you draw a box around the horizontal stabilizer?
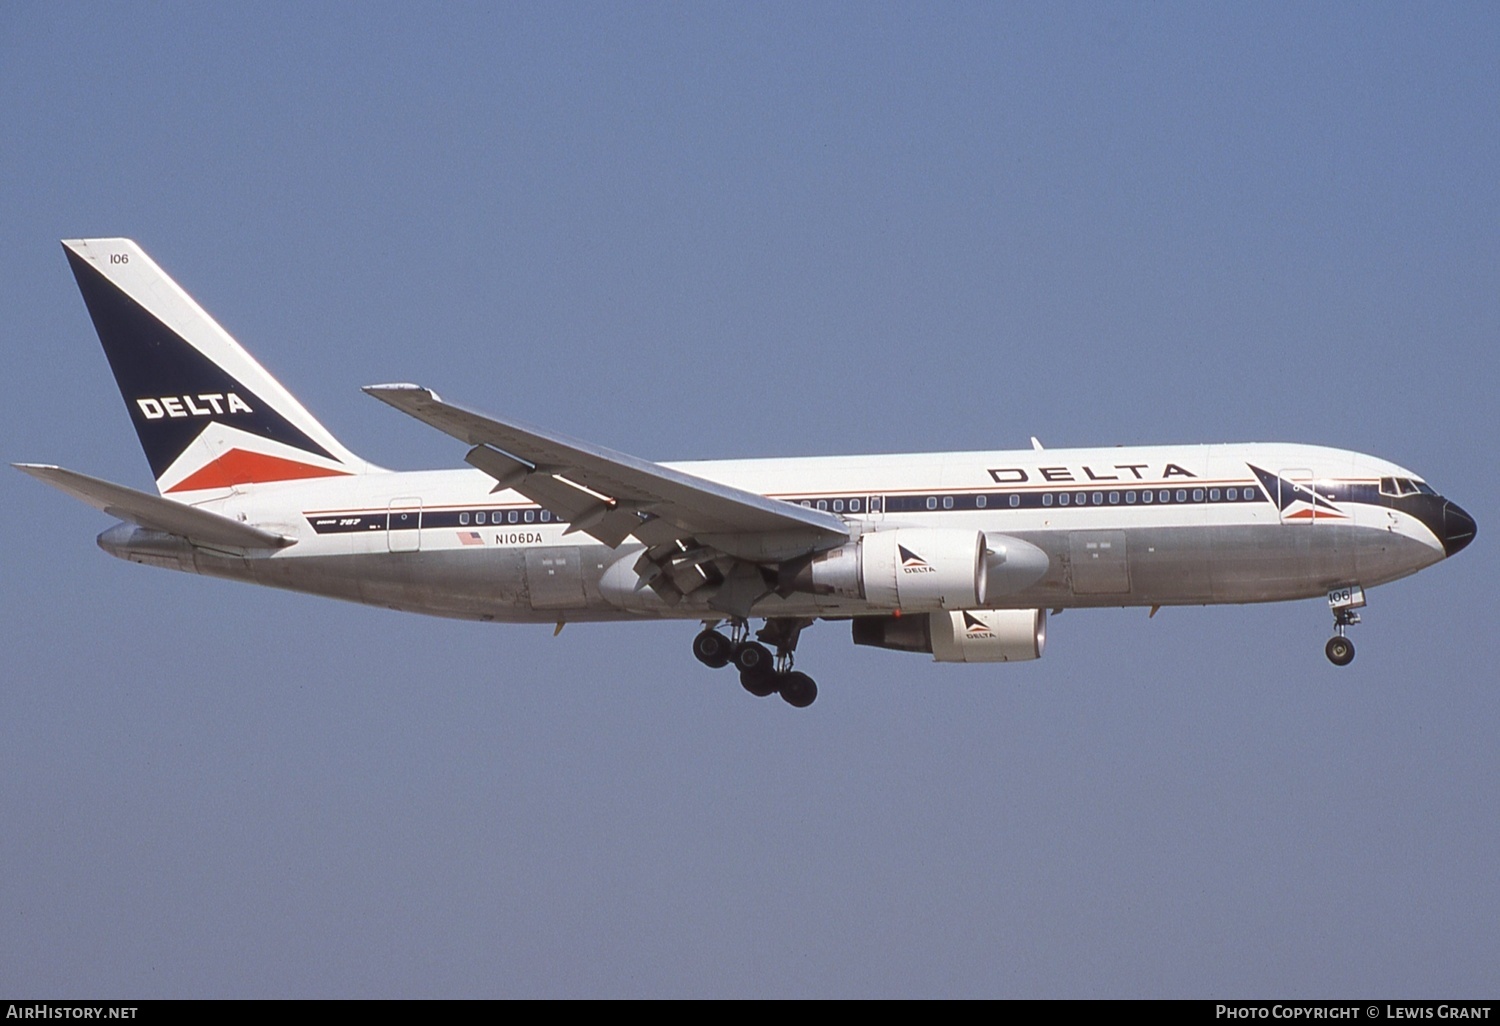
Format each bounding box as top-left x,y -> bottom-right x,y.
14,464 -> 295,549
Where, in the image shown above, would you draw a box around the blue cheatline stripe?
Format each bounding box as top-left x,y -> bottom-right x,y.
307,506 -> 573,535
304,482 -> 1419,538
303,487 -> 1274,536
779,484 -> 1268,516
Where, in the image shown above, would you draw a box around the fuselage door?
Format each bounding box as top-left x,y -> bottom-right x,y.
1277,468 -> 1317,524
388,497 -> 422,552
1069,530 -> 1130,594
525,547 -> 586,610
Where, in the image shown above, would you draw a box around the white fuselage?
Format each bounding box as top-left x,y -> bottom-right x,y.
100,441 -> 1451,624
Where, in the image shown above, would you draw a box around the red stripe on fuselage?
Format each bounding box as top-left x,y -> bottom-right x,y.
1284,508 -> 1347,520
165,448 -> 350,492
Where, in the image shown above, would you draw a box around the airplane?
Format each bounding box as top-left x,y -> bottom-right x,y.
17,239 -> 1477,708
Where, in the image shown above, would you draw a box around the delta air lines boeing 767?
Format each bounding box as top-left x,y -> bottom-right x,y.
18,239 -> 1477,707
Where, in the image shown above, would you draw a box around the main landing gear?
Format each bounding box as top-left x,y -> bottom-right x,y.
692,617 -> 818,708
1325,585 -> 1364,667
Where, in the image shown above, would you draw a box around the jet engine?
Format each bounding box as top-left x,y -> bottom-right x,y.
785,528 -> 988,611
851,608 -> 1047,663
783,528 -> 1049,613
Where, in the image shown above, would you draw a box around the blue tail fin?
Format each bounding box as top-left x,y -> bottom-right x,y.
63,239 -> 374,495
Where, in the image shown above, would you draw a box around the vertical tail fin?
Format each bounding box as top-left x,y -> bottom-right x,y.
62,238 -> 375,496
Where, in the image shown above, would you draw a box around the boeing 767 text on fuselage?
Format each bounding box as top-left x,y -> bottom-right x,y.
18,240 -> 1476,707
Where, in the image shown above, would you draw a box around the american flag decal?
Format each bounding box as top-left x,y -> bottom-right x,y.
458,531 -> 485,546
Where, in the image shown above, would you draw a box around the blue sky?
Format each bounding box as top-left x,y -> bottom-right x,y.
3,2 -> 1496,997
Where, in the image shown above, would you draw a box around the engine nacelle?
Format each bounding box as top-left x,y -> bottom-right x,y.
789,528 -> 987,611
851,608 -> 1047,663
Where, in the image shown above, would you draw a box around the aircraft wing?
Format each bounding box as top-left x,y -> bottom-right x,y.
13,464 -> 295,550
363,384 -> 848,560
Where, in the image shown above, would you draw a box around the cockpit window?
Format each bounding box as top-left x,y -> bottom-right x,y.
1380,477 -> 1427,498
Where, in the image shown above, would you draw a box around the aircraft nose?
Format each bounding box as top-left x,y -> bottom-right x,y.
1442,500 -> 1477,557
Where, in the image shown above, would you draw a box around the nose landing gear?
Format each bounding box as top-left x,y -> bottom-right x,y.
1325,585 -> 1364,666
692,617 -> 818,707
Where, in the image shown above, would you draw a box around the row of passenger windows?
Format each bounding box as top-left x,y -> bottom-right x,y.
793,487 -> 1263,513
795,496 -> 878,514
457,508 -> 556,525
1031,486 -> 1262,507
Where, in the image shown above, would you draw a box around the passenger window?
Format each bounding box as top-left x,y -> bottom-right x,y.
509,511 -> 518,524
475,511 -> 486,525
1227,488 -> 1237,500
1193,489 -> 1203,502
926,497 -> 937,510
459,512 -> 469,526
540,510 -> 551,522
1093,492 -> 1103,505
1126,491 -> 1136,504
975,495 -> 986,509
833,499 -> 844,512
524,510 -> 534,523
800,500 -> 811,508
849,498 -> 860,512
869,497 -> 882,513
1210,489 -> 1220,501
1176,490 -> 1187,503
1142,491 -> 1153,504
1059,493 -> 1070,506
1109,491 -> 1119,504
1042,494 -> 1053,507
942,496 -> 953,510
1009,495 -> 1019,508
816,500 -> 827,511
1160,490 -> 1170,503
